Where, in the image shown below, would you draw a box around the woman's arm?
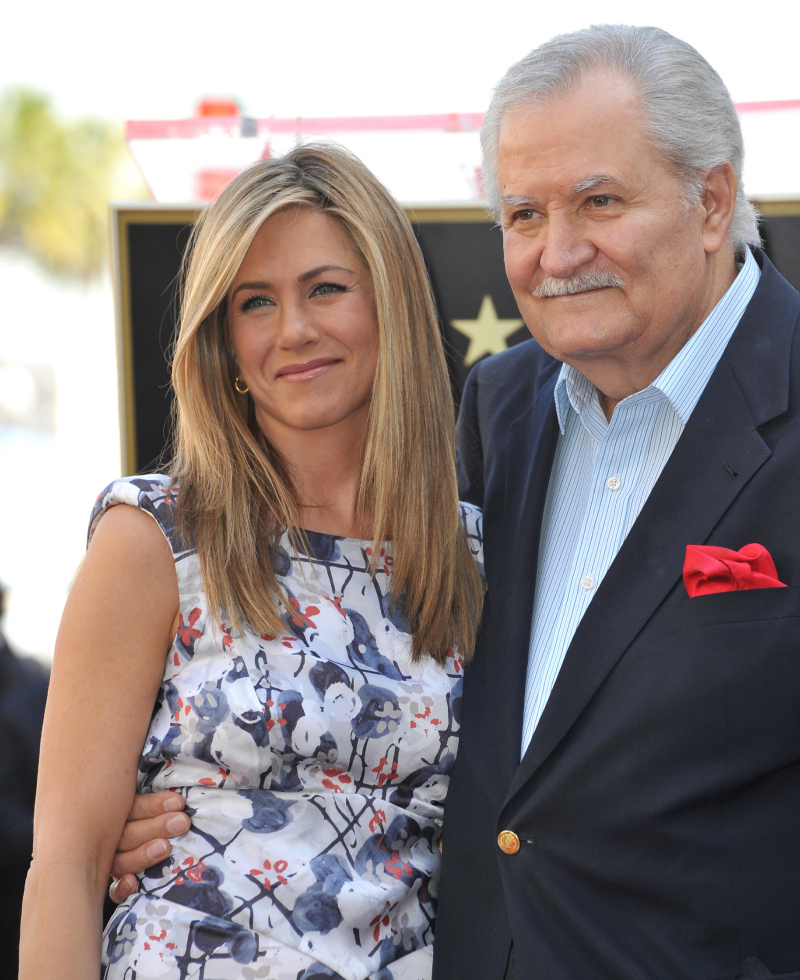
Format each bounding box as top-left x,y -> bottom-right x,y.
19,503 -> 180,980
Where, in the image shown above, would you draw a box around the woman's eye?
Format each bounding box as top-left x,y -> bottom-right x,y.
239,295 -> 271,313
311,282 -> 346,297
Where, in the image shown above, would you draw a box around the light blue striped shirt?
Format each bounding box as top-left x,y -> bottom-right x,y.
521,249 -> 761,755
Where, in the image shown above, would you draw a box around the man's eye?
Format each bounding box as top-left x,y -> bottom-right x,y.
591,195 -> 612,207
514,209 -> 535,222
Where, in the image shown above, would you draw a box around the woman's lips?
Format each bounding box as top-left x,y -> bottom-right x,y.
276,358 -> 340,381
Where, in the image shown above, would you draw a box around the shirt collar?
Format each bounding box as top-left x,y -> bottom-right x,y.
553,247 -> 761,433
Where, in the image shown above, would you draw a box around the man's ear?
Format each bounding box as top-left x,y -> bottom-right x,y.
702,162 -> 737,255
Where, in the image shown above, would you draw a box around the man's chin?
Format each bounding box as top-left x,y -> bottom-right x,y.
537,327 -> 631,363
525,305 -> 629,359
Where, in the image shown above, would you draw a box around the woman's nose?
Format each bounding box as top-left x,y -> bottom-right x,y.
275,304 -> 320,349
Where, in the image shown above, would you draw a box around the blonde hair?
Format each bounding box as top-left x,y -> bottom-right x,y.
170,143 -> 483,664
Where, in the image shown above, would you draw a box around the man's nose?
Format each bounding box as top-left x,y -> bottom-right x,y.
538,215 -> 596,279
275,303 -> 320,349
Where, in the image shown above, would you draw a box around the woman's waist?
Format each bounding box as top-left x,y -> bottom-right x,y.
135,792 -> 441,979
143,763 -> 449,819
142,785 -> 442,888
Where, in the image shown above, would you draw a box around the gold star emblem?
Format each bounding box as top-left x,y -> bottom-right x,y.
451,294 -> 524,366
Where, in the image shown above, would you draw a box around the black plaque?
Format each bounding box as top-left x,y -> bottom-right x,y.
412,218 -> 527,396
126,222 -> 192,471
760,215 -> 800,293
112,201 -> 800,476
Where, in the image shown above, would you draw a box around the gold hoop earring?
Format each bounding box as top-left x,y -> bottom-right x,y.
234,376 -> 249,395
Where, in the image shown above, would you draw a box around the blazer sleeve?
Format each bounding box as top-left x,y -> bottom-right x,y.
456,362 -> 485,508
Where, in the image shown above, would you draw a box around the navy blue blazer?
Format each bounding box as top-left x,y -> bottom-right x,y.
433,250 -> 800,980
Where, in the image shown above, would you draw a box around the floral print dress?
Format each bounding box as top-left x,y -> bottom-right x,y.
93,476 -> 483,980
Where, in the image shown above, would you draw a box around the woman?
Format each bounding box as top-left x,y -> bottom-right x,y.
20,144 -> 483,980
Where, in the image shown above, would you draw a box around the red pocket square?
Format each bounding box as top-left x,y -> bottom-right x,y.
683,543 -> 786,597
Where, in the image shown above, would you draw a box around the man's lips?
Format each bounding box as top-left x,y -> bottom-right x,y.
276,358 -> 341,381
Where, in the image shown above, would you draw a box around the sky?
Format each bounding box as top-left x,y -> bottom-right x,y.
3,0 -> 799,125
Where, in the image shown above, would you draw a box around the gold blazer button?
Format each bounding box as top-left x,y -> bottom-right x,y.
497,830 -> 520,854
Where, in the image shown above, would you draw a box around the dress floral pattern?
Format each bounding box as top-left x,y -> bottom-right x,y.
93,475 -> 483,980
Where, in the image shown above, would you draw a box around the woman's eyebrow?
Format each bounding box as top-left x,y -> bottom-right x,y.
231,280 -> 271,298
298,264 -> 355,282
231,265 -> 356,298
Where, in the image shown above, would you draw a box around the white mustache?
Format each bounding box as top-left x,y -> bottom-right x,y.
533,270 -> 625,298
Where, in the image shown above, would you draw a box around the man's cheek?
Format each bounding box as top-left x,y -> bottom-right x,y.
504,239 -> 540,293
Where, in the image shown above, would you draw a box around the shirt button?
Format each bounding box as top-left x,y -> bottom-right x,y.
581,575 -> 595,590
606,476 -> 621,491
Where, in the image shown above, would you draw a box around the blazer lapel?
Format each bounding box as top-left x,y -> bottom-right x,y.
505,252 -> 798,802
487,374 -> 561,784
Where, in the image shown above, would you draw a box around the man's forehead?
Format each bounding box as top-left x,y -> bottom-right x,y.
498,146 -> 637,205
503,66 -> 642,117
497,70 -> 645,149
495,74 -> 664,200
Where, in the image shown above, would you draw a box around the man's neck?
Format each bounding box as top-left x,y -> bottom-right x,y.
581,251 -> 739,421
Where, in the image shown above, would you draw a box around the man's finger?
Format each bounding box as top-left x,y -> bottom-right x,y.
111,836 -> 179,880
127,790 -> 186,821
116,811 -> 191,853
109,874 -> 139,904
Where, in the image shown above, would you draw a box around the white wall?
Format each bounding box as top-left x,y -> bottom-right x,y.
0,254 -> 120,663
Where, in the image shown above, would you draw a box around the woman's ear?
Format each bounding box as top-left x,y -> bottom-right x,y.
701,163 -> 737,255
223,317 -> 239,369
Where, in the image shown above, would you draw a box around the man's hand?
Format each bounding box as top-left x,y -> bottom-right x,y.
108,791 -> 191,903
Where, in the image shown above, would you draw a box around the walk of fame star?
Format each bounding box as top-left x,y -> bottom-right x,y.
450,294 -> 524,366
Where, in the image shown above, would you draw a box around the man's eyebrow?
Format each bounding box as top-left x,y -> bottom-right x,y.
572,174 -> 619,194
500,195 -> 539,209
500,178 -> 621,208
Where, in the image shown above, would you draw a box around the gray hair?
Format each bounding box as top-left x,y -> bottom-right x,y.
481,24 -> 760,253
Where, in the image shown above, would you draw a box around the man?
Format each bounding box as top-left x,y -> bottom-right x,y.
432,25 -> 800,980
112,24 -> 800,979
0,583 -> 49,971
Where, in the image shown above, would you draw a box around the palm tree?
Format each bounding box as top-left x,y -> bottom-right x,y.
0,88 -> 145,279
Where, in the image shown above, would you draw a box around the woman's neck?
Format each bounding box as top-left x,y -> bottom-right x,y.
258,411 -> 370,538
